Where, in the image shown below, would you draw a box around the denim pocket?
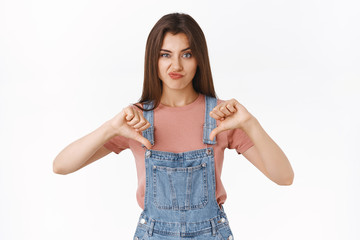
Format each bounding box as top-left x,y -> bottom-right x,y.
152,162 -> 208,210
133,225 -> 149,240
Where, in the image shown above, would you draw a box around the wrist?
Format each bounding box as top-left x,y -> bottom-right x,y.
102,120 -> 120,140
238,115 -> 259,132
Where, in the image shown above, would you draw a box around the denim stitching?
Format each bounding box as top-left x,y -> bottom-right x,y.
152,163 -> 208,210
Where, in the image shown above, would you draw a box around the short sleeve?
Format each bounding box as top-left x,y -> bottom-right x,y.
103,135 -> 130,154
227,128 -> 254,155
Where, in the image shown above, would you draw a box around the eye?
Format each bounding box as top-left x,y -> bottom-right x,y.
183,52 -> 192,58
160,53 -> 170,58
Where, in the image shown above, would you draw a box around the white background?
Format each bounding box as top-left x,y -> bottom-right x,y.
1,0 -> 359,239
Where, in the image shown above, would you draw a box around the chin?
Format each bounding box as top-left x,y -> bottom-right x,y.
161,78 -> 193,92
163,83 -> 187,90
173,82 -> 192,88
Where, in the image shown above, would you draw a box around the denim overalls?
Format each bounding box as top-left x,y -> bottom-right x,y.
133,95 -> 234,240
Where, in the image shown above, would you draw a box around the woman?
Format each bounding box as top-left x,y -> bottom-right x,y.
53,13 -> 294,240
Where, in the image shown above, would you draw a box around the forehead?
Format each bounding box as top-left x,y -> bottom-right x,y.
161,32 -> 190,50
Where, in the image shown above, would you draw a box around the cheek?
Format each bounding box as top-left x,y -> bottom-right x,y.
158,60 -> 169,73
189,59 -> 197,71
187,61 -> 198,74
192,64 -> 198,73
157,61 -> 165,76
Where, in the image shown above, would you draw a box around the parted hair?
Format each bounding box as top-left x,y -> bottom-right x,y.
134,12 -> 217,111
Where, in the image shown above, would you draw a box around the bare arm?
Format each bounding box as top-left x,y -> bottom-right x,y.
240,117 -> 294,185
209,98 -> 294,185
53,121 -> 116,175
53,106 -> 152,175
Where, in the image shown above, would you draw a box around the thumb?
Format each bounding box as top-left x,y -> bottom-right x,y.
133,133 -> 152,149
209,126 -> 224,141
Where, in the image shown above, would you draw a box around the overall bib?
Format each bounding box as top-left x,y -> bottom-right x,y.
133,96 -> 234,240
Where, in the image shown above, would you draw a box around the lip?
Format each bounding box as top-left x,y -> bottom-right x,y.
169,72 -> 184,79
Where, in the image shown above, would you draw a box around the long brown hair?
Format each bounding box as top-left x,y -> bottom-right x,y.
134,13 -> 217,111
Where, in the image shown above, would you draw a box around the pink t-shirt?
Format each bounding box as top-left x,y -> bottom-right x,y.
103,93 -> 254,210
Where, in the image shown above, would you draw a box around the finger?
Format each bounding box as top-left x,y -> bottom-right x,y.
133,119 -> 148,129
226,103 -> 237,113
210,110 -> 222,120
124,107 -> 135,121
209,126 -> 224,141
134,134 -> 152,149
136,122 -> 151,132
127,109 -> 141,126
219,105 -> 231,115
133,113 -> 149,129
211,108 -> 225,118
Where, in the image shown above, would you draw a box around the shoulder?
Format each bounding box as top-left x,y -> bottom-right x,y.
202,94 -> 222,104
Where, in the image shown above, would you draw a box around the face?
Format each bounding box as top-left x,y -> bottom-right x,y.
158,32 -> 197,93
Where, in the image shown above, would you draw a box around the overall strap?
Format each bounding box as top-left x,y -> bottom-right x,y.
203,95 -> 217,145
141,101 -> 155,148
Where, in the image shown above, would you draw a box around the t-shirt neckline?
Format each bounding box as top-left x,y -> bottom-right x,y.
158,93 -> 203,111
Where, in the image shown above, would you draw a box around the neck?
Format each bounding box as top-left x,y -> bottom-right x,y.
160,87 -> 199,107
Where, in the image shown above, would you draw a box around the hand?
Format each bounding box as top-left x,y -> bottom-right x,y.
209,98 -> 254,141
109,105 -> 152,149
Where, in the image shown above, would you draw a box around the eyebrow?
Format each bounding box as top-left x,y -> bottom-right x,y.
160,47 -> 191,53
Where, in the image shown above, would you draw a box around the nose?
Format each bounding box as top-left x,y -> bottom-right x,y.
171,56 -> 183,71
